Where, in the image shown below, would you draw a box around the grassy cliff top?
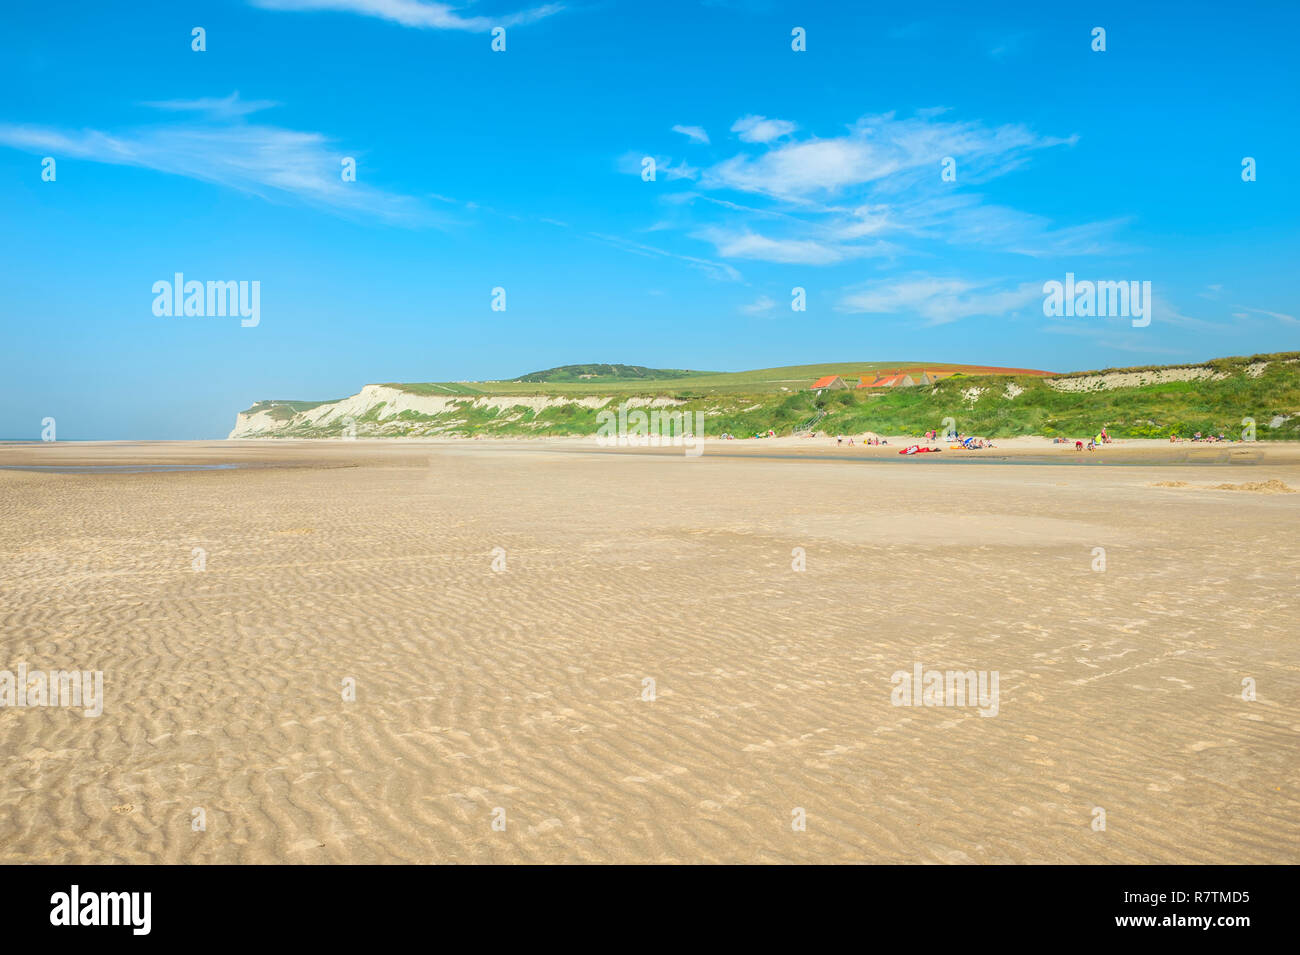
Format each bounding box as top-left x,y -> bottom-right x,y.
510,363 -> 709,383
381,360 -> 1059,397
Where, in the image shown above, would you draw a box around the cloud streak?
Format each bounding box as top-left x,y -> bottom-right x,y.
249,0 -> 563,31
587,232 -> 740,282
1232,304 -> 1298,325
730,115 -> 797,144
837,276 -> 1041,325
0,115 -> 437,225
672,124 -> 709,145
140,92 -> 280,119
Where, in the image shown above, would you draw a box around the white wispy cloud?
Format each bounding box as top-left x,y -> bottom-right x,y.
1153,297 -> 1235,332
695,227 -> 885,265
837,276 -> 1041,325
248,0 -> 562,31
707,112 -> 1072,201
891,194 -> 1132,257
629,108 -> 1105,268
730,115 -> 797,144
587,232 -> 740,282
0,116 -> 435,224
707,138 -> 873,198
1231,303 -> 1298,324
1045,293 -> 1265,337
1160,290 -> 1296,328
740,295 -> 776,315
672,124 -> 709,145
140,91 -> 280,119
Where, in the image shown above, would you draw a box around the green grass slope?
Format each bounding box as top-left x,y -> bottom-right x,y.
243,398 -> 340,421
380,360 -> 1054,397
799,356 -> 1299,440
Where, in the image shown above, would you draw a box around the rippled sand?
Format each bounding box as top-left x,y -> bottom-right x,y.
1,440 -> 1297,863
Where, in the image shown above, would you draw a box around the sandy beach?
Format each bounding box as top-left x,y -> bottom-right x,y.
1,438 -> 1297,863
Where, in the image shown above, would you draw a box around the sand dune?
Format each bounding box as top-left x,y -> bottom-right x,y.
1,440 -> 1297,863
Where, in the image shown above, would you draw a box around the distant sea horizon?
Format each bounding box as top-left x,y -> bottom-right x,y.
0,437 -> 202,443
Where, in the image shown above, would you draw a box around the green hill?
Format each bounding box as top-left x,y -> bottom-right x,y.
384,360 -> 1053,397
511,363 -> 707,383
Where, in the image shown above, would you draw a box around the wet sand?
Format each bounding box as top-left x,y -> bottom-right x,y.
1,440 -> 1297,863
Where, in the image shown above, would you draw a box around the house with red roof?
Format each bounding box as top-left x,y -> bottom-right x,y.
860,372 -> 915,389
809,375 -> 849,392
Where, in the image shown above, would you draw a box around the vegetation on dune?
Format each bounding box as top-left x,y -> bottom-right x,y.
246,399 -> 340,421
1054,351 -> 1295,378
237,353 -> 1300,441
799,363 -> 1300,440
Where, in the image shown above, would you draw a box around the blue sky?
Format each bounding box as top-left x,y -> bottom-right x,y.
2,0 -> 1297,438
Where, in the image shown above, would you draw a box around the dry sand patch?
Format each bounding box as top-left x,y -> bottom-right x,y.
1,441 -> 1296,863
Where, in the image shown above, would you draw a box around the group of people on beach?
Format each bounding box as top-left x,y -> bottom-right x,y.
747,423 -> 1240,448
934,429 -> 994,450
718,430 -> 776,440
834,434 -> 890,446
1051,427 -> 1111,451
836,434 -> 889,446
